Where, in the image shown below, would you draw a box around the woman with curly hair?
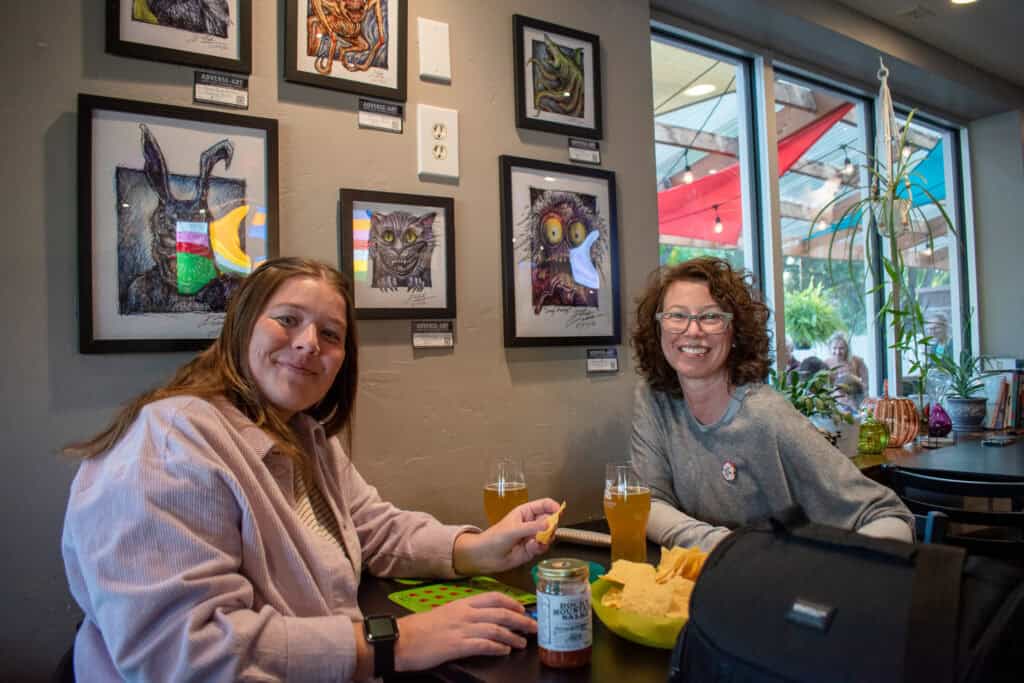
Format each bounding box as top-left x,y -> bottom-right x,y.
630,257 -> 911,551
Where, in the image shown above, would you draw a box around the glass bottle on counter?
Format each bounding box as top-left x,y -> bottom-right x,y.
535,558 -> 592,668
857,411 -> 890,455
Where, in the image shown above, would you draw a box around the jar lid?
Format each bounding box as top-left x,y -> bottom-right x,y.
536,558 -> 590,581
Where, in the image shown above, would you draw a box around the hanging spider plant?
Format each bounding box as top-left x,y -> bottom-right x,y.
806,61 -> 957,406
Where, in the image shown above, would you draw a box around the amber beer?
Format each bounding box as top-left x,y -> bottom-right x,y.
483,482 -> 529,526
603,485 -> 651,563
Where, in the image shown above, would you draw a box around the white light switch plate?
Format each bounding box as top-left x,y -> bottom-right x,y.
418,17 -> 451,83
417,104 -> 459,179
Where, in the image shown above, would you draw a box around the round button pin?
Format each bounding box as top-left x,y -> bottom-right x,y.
722,461 -> 737,482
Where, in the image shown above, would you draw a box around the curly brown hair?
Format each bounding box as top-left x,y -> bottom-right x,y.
631,257 -> 771,397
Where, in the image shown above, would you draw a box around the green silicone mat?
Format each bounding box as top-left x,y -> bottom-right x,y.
388,577 -> 535,613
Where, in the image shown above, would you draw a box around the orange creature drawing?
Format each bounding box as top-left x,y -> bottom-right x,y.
306,0 -> 385,75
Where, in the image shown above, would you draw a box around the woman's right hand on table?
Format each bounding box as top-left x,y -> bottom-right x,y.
395,592 -> 537,672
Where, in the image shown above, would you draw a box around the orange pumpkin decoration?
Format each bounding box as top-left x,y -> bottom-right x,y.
867,380 -> 919,447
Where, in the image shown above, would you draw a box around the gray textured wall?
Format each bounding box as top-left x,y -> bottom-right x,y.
0,2 -> 657,678
968,111 -> 1024,357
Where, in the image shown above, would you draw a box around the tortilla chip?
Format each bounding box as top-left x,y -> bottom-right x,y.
601,586 -> 624,608
535,501 -> 566,544
655,546 -> 708,583
600,549 -> 704,620
603,559 -> 657,586
620,578 -> 677,617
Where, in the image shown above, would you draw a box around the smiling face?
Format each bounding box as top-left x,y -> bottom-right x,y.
830,338 -> 849,360
246,276 -> 348,422
659,279 -> 734,386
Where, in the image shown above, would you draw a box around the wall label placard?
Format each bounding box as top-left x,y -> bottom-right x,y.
412,320 -> 454,348
568,138 -> 601,165
359,98 -> 404,133
193,71 -> 249,109
586,348 -> 618,373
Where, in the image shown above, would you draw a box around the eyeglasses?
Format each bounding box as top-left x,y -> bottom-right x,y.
654,310 -> 733,334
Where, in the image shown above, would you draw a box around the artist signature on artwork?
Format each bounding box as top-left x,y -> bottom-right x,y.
199,314 -> 225,331
541,307 -> 601,329
405,293 -> 430,307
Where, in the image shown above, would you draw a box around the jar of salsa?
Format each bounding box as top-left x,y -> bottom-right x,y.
535,558 -> 592,668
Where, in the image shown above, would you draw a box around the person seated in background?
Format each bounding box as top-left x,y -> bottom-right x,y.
62,257 -> 560,682
926,311 -> 953,361
825,332 -> 869,391
630,257 -> 912,552
797,355 -> 827,382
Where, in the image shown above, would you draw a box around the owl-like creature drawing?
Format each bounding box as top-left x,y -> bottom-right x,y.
368,211 -> 437,291
526,189 -> 606,313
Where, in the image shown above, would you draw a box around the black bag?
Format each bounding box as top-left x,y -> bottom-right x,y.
669,508 -> 1024,683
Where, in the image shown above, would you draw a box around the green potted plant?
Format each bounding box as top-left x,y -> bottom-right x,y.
809,65 -> 956,418
770,368 -> 855,450
784,280 -> 844,349
930,348 -> 987,431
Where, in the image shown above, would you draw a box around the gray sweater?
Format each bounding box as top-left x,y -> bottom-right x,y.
630,381 -> 913,551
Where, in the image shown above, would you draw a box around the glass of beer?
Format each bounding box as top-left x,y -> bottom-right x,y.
483,458 -> 528,526
603,463 -> 651,563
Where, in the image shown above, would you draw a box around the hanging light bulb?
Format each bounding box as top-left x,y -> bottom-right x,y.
713,205 -> 723,234
842,145 -> 854,177
681,151 -> 694,184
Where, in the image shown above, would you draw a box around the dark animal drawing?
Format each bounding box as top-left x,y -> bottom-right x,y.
135,0 -> 230,38
367,211 -> 437,291
306,0 -> 386,75
119,124 -> 243,314
524,189 -> 605,313
528,34 -> 585,118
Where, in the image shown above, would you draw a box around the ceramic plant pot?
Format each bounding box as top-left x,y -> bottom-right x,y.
944,397 -> 988,432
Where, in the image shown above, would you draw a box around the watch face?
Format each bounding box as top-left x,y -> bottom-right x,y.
366,616 -> 398,641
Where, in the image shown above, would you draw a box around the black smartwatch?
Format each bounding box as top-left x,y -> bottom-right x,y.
363,614 -> 399,678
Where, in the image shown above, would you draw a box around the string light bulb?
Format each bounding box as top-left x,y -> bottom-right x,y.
842,145 -> 854,177
713,205 -> 723,234
682,151 -> 694,184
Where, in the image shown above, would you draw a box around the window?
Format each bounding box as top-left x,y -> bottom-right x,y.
651,35 -> 757,271
893,114 -> 967,392
774,73 -> 876,409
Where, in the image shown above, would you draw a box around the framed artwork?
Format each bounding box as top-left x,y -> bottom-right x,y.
106,0 -> 252,74
285,0 -> 408,102
499,156 -> 620,347
78,94 -> 278,353
339,189 -> 455,319
513,14 -> 602,140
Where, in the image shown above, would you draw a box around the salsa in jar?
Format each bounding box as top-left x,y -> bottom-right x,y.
535,558 -> 592,668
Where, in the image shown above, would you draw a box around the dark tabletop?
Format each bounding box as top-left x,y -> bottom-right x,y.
357,523 -> 672,683
856,436 -> 1024,481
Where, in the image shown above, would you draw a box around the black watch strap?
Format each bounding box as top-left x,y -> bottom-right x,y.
364,615 -> 398,678
372,637 -> 395,678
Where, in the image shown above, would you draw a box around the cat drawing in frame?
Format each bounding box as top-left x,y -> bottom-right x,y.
367,210 -> 437,292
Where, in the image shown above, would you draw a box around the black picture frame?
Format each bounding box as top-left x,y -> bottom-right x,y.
106,0 -> 253,74
513,14 -> 603,140
285,0 -> 408,102
499,155 -> 620,347
339,189 -> 456,319
78,94 -> 279,353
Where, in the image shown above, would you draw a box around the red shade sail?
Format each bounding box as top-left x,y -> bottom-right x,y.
657,102 -> 854,246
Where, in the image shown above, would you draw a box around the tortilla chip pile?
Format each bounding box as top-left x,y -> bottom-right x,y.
600,546 -> 707,619
535,501 -> 566,544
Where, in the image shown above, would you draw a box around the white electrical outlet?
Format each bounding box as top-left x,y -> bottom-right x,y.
418,17 -> 451,83
417,104 -> 459,179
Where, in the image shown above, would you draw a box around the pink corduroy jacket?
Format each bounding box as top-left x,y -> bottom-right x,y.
62,396 -> 473,682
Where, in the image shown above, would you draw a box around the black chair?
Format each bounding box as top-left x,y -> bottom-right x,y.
914,510 -> 949,544
882,465 -> 1024,562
